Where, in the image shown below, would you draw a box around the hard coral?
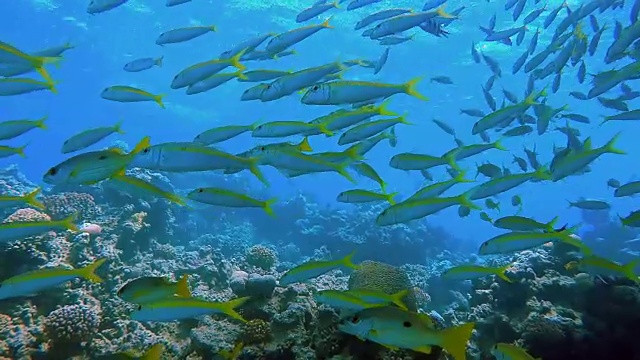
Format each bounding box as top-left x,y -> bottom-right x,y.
43,192 -> 100,221
45,304 -> 100,350
246,245 -> 277,270
241,319 -> 272,345
348,260 -> 418,311
3,208 -> 51,223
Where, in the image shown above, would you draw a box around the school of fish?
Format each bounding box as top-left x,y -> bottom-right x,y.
2,0 -> 640,358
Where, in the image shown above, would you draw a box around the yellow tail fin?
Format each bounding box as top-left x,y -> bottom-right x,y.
154,94 -> 165,109
218,297 -> 251,322
298,137 -> 313,152
404,76 -> 428,101
79,258 -> 107,283
496,264 -> 513,283
341,250 -> 359,270
58,213 -> 79,231
390,289 -> 409,310
24,187 -> 45,210
263,198 -> 277,217
438,322 -> 474,360
176,274 -> 192,297
141,343 -> 165,360
36,115 -> 48,129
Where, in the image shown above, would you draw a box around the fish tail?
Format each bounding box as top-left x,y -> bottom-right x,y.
321,16 -> 334,28
341,250 -> 359,269
436,5 -> 456,19
534,166 -> 551,180
24,187 -> 45,210
218,297 -> 251,322
566,199 -> 574,208
114,119 -> 125,134
263,198 -> 277,217
603,132 -> 625,155
453,169 -> 473,183
545,216 -> 559,232
155,56 -> 164,67
141,344 -> 165,360
398,113 -> 413,125
344,146 -> 364,161
176,274 -> 192,297
229,48 -> 248,72
154,94 -> 166,109
403,76 -> 429,101
79,258 -> 107,283
333,0 -> 340,8
298,137 -> 313,152
437,322 -> 475,360
494,139 -> 507,151
36,115 -> 48,129
248,158 -> 269,186
336,162 -> 356,183
390,289 -> 409,310
16,144 -> 27,157
458,193 -> 480,210
622,260 -> 640,283
59,213 -> 79,231
387,192 -> 398,205
496,264 -> 513,283
235,70 -> 248,81
387,129 -> 397,147
380,181 -> 387,193
377,98 -> 398,116
129,136 -> 151,155
317,123 -> 334,136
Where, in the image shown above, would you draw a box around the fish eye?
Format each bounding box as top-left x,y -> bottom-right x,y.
403,321 -> 412,328
312,85 -> 319,91
137,305 -> 142,310
350,316 -> 360,324
47,167 -> 58,175
142,148 -> 150,153
260,146 -> 265,151
98,155 -> 108,160
197,188 -> 204,193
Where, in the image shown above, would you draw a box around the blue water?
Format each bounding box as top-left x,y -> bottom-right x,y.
1,0 -> 638,246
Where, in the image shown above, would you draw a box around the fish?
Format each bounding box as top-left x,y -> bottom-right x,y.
565,256 -> 640,282
0,77 -> 57,96
338,306 -> 474,360
279,251 -> 358,285
296,1 -> 339,23
301,77 -> 427,105
87,0 -> 129,14
156,26 -> 217,45
479,228 -> 590,255
0,258 -> 106,300
493,215 -> 558,232
194,122 -> 258,145
0,116 -> 47,140
101,86 -> 165,108
376,193 -> 478,226
0,214 -> 78,243
343,289 -> 410,310
44,137 -> 150,185
130,296 -> 249,322
443,264 -> 513,282
350,161 -> 387,191
337,189 -> 397,204
109,171 -> 187,206
123,57 -> 163,72
187,187 -> 276,216
117,274 -> 192,304
171,51 -> 246,89
491,343 -> 540,360
314,290 -> 387,311
61,121 -> 125,153
0,187 -> 45,210
338,116 -> 410,145
265,18 -> 333,55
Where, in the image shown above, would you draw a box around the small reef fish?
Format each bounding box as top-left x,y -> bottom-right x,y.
61,121 -> 125,154
443,264 -> 513,282
314,290 -> 388,311
156,26 -> 217,45
101,86 -> 165,108
493,215 -> 558,232
338,306 -> 474,360
0,258 -> 106,300
130,296 -> 249,322
343,288 -> 410,310
187,187 -> 276,216
0,144 -> 27,158
123,57 -> 163,72
87,0 -> 129,14
0,77 -> 57,96
0,214 -> 78,243
117,274 -> 192,304
0,188 -> 45,210
109,171 -> 187,206
0,116 -> 47,140
279,251 -> 358,285
337,189 -> 397,204
301,77 -> 427,105
565,256 -> 640,282
491,343 -> 539,360
78,222 -> 102,234
194,123 -> 259,145
479,228 -> 590,255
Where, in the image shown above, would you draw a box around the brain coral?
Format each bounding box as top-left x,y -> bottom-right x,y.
348,260 -> 418,312
45,304 -> 100,346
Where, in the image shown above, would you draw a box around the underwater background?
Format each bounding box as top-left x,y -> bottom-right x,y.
0,0 -> 639,359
